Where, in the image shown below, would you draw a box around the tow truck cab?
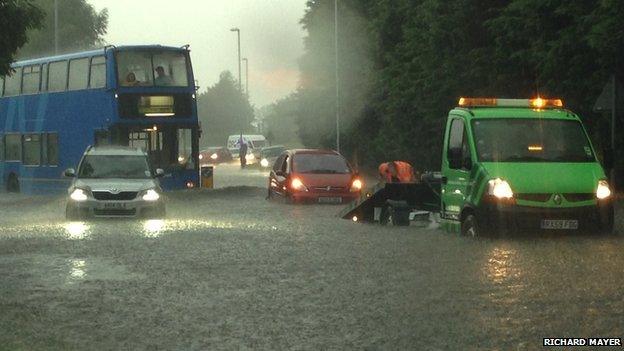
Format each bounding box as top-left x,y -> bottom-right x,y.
440,97 -> 614,236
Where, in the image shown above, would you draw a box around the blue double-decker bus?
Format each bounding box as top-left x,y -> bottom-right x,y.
0,45 -> 200,193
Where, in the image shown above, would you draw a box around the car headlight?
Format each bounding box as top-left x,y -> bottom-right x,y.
70,188 -> 88,202
260,158 -> 269,168
596,180 -> 611,199
487,178 -> 513,199
210,153 -> 218,160
290,178 -> 308,192
198,154 -> 204,160
350,178 -> 363,192
142,189 -> 161,201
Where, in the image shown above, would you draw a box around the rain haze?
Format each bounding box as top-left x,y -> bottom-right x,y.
89,0 -> 307,106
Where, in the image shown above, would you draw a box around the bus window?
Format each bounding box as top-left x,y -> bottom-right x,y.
48,61 -> 68,92
23,134 -> 41,166
89,56 -> 106,88
22,65 -> 41,94
68,58 -> 89,90
4,68 -> 22,96
47,133 -> 58,165
153,51 -> 189,87
5,134 -> 22,161
117,51 -> 153,87
178,128 -> 193,169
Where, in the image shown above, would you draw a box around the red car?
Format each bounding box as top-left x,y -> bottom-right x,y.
267,149 -> 363,204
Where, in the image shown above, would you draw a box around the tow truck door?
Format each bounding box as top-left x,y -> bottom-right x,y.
442,118 -> 472,221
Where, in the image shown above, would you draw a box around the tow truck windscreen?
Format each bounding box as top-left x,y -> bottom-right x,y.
472,119 -> 595,162
293,154 -> 351,174
78,156 -> 152,179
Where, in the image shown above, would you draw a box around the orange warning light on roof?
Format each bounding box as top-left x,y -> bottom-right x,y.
530,97 -> 563,108
458,97 -> 497,107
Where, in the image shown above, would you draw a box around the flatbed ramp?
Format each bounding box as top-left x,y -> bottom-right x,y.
339,179 -> 441,224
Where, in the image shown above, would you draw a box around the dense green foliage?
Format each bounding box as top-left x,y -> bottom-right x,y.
262,95 -> 301,146
0,0 -> 43,76
18,0 -> 108,59
197,71 -> 255,148
294,0 -> 624,176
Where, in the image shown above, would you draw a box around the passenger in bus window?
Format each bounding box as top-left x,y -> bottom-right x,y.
154,66 -> 173,86
123,72 -> 140,86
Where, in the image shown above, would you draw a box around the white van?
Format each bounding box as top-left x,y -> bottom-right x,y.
226,134 -> 267,159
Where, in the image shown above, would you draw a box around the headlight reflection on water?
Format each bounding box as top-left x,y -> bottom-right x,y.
64,222 -> 90,240
143,219 -> 166,237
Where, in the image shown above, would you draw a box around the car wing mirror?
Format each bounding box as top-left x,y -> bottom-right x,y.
155,168 -> 165,177
64,168 -> 76,177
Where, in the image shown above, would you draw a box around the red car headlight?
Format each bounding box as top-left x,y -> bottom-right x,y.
350,178 -> 363,192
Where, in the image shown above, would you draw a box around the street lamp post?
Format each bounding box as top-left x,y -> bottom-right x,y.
54,0 -> 59,55
230,28 -> 242,93
334,0 -> 340,153
242,58 -> 249,97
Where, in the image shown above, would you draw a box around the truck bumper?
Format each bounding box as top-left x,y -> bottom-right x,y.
475,200 -> 613,232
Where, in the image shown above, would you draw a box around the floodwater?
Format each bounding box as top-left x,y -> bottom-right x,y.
0,164 -> 623,350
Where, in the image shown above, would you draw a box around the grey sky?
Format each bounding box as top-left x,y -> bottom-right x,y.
89,0 -> 307,107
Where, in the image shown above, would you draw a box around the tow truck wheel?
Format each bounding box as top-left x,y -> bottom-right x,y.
597,205 -> 614,235
461,214 -> 479,237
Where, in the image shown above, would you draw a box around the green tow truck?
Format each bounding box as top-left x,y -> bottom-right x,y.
341,97 -> 614,236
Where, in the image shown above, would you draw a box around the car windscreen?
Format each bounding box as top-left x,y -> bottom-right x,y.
261,147 -> 285,158
78,155 -> 151,179
293,154 -> 351,174
471,118 -> 595,162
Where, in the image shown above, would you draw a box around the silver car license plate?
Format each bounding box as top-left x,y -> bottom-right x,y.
318,197 -> 342,204
103,202 -> 126,209
541,219 -> 578,230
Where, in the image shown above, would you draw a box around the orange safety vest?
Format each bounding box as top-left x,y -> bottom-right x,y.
378,161 -> 415,183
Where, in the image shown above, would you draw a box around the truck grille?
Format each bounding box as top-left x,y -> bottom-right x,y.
92,191 -> 138,201
515,193 -> 551,202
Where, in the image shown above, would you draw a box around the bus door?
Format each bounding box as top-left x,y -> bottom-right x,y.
124,126 -> 198,190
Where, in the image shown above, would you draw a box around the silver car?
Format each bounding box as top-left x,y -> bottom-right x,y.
64,146 -> 166,219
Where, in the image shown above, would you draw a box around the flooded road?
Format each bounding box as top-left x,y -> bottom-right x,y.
0,166 -> 623,350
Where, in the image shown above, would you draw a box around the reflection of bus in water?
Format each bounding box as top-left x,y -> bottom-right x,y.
0,45 -> 199,193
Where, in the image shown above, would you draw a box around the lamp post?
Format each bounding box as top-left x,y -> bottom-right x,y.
230,28 -> 242,93
334,0 -> 340,153
242,57 -> 249,97
54,0 -> 59,55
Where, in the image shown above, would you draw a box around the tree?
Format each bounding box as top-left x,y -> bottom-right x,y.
263,95 -> 301,146
0,0 -> 43,76
17,0 -> 108,59
197,71 -> 255,147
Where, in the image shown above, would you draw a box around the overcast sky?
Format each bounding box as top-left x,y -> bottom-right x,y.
89,0 -> 307,107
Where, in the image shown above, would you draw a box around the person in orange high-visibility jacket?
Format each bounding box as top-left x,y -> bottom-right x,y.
378,161 -> 417,183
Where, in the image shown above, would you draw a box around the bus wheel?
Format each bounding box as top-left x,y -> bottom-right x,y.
6,174 -> 20,193
461,214 -> 479,237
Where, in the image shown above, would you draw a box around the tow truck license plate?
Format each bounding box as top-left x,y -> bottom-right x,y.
103,202 -> 126,209
541,219 -> 578,230
318,197 -> 342,204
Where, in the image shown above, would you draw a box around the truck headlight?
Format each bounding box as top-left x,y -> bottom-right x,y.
596,180 -> 611,199
487,178 -> 513,199
142,189 -> 160,201
70,188 -> 88,202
